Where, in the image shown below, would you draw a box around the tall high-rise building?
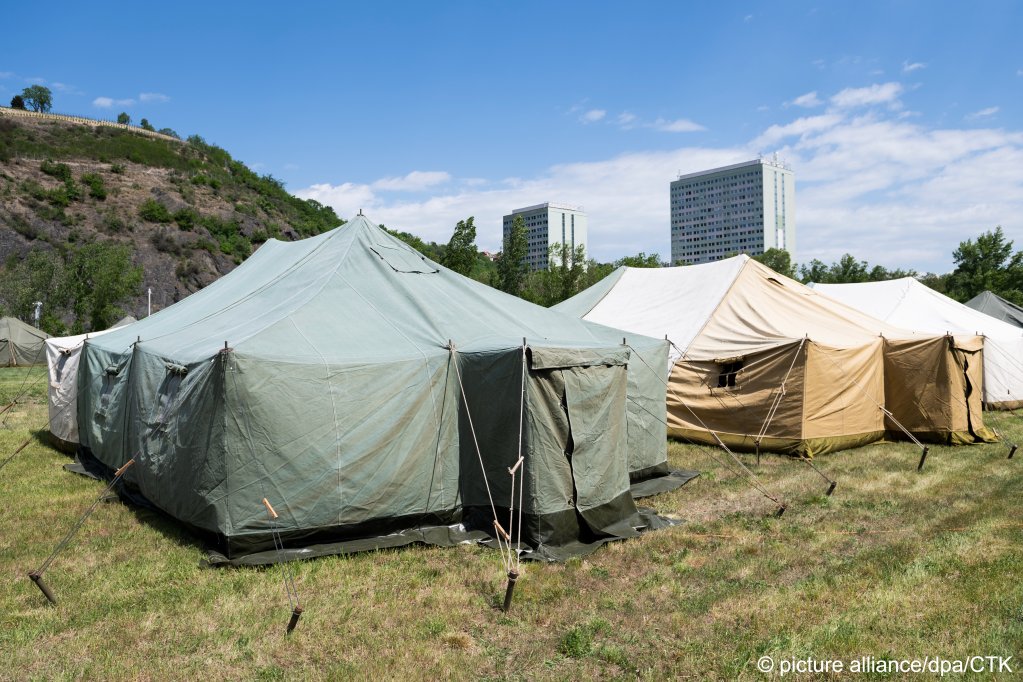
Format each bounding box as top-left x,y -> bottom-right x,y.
670,157 -> 795,266
502,202 -> 588,271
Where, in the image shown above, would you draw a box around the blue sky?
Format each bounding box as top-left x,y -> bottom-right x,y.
4,1 -> 1022,272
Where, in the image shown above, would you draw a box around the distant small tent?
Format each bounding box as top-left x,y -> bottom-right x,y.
965,291 -> 1023,329
46,315 -> 138,447
0,317 -> 50,366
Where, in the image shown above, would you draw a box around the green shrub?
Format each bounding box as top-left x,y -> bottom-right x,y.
40,160 -> 72,182
110,163 -> 126,174
139,198 -> 173,223
173,208 -> 199,230
81,173 -> 107,200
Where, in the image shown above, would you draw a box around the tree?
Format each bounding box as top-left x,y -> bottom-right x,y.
64,242 -> 143,331
752,248 -> 796,279
117,112 -> 131,125
20,85 -> 52,112
441,217 -> 477,277
140,118 -> 155,131
945,227 -> 1023,304
9,94 -> 25,110
615,252 -> 662,269
497,214 -> 528,295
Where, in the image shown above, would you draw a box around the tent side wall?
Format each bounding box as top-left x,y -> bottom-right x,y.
882,336 -> 995,443
667,342 -> 809,455
458,346 -> 639,553
621,337 -> 670,481
667,340 -> 886,457
221,351 -> 462,557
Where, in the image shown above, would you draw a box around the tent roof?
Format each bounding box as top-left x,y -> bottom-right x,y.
88,216 -> 650,364
965,291 -> 1023,329
0,316 -> 50,342
554,255 -> 922,359
813,278 -> 1023,341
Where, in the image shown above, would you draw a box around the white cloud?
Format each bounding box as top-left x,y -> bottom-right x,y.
580,109 -> 606,123
753,114 -> 843,148
93,96 -> 136,108
790,91 -> 823,108
295,105 -> 1023,273
617,112 -> 638,127
966,106 -> 999,120
372,171 -> 451,192
902,61 -> 926,73
139,92 -> 170,103
651,117 -> 705,133
830,82 -> 903,109
744,14 -> 753,22
0,71 -> 13,79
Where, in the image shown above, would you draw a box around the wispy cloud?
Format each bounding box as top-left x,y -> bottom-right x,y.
651,117 -> 705,133
830,82 -> 903,109
0,71 -> 13,79
966,106 -> 999,120
743,14 -> 753,22
372,170 -> 451,192
93,96 -> 136,108
902,60 -> 926,73
580,109 -> 606,123
617,112 -> 637,127
139,92 -> 170,103
789,91 -> 823,108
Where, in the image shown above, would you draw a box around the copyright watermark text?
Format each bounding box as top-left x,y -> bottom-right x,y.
756,654 -> 1013,676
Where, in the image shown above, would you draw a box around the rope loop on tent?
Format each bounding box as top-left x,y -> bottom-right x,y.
628,341 -> 787,515
447,342 -> 515,574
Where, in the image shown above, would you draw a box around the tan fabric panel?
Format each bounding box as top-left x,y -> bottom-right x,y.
667,341 -> 806,444
802,341 -> 886,440
883,335 -> 996,443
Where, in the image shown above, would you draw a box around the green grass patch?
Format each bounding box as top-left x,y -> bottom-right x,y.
0,369 -> 1020,679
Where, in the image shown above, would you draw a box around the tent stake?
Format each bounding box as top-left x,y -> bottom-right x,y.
826,481 -> 837,496
286,606 -> 303,634
775,505 -> 787,518
502,569 -> 519,612
917,446 -> 929,471
1009,444 -> 1017,460
28,571 -> 57,604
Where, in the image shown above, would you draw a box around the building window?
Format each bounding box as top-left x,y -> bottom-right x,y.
716,360 -> 743,388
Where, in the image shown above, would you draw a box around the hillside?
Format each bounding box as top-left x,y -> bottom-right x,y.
0,108 -> 343,321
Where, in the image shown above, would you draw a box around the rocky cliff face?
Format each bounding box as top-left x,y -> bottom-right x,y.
0,111 -> 342,317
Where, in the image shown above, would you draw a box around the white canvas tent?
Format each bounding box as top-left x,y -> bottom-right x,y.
813,278 -> 1023,409
46,317 -> 137,446
555,256 -> 994,455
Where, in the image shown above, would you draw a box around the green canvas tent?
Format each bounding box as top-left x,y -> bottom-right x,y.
78,216 -> 687,563
0,316 -> 50,366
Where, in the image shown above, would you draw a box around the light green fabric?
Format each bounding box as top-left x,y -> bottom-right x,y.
78,217 -> 673,559
0,316 -> 50,366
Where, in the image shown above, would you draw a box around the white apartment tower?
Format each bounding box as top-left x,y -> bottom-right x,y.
670,157 -> 795,265
502,202 -> 588,271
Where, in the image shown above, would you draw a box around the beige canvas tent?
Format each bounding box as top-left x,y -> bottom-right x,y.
555,256 -> 994,456
0,316 -> 50,367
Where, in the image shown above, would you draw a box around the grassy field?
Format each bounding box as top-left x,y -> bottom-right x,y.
1,365 -> 1021,680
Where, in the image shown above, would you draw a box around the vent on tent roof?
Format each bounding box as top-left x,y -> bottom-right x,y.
369,244 -> 439,274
